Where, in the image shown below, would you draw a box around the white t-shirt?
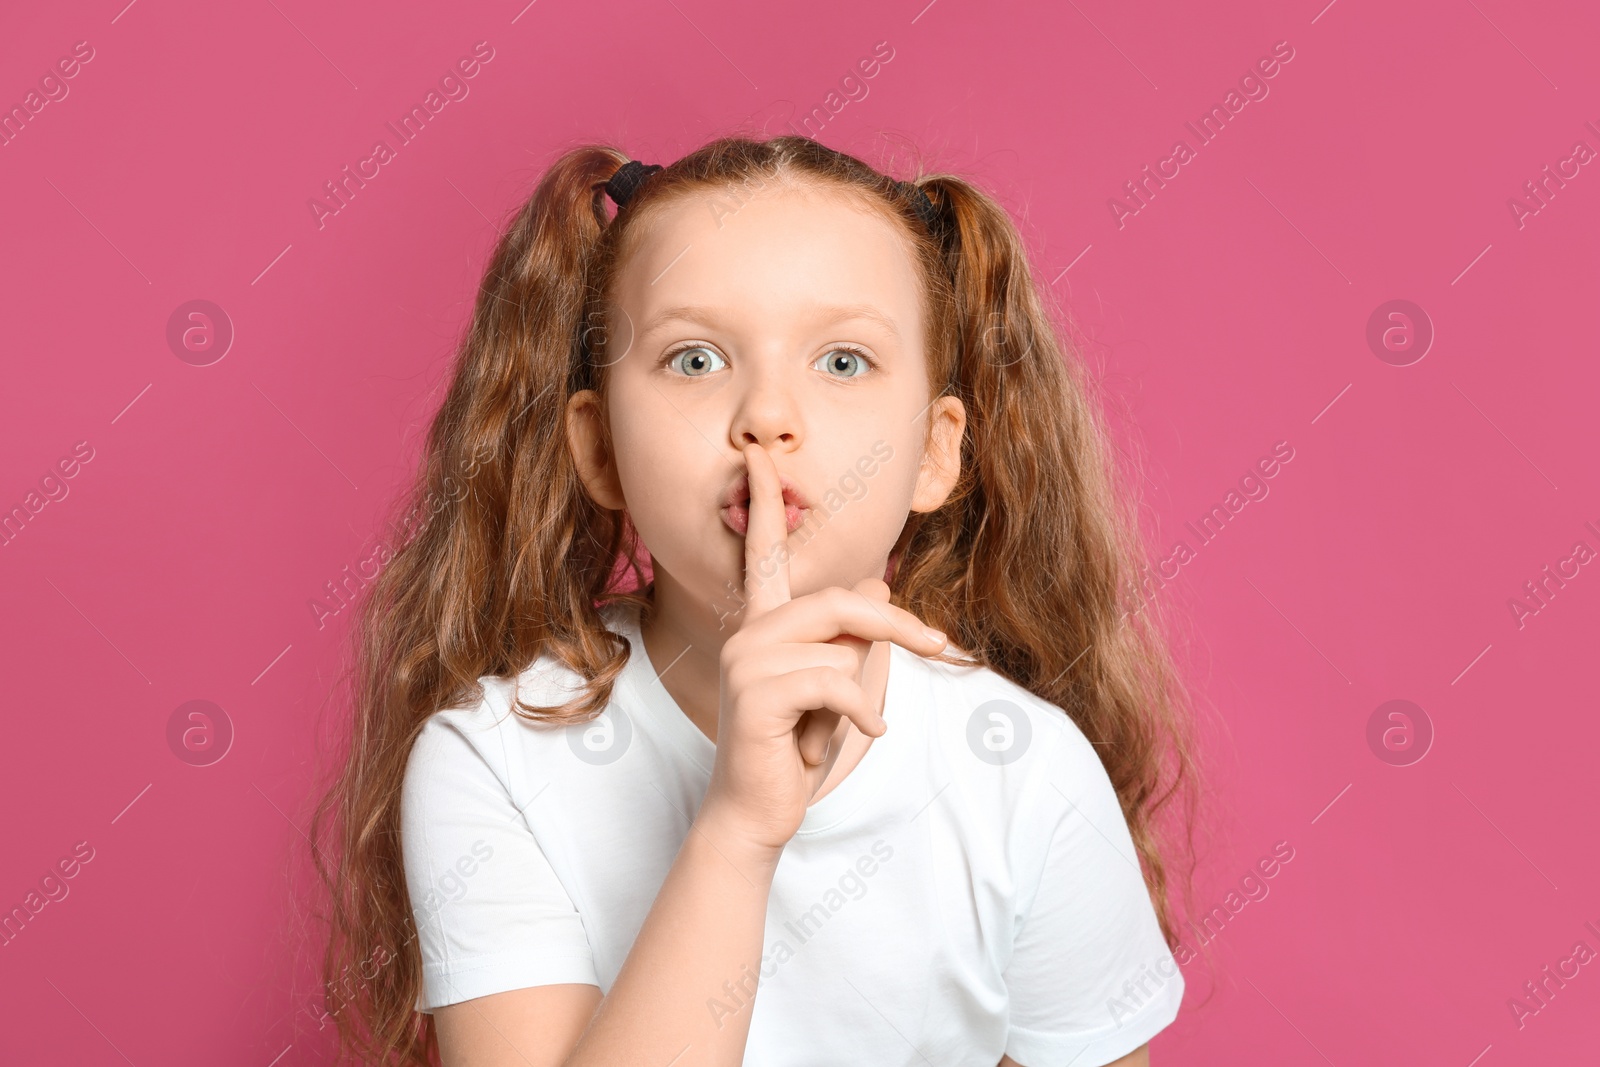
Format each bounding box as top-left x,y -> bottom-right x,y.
400,599 -> 1183,1066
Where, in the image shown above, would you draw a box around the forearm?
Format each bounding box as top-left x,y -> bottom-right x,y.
563,813 -> 780,1067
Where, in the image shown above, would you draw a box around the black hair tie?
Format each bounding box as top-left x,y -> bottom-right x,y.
604,160 -> 663,208
899,180 -> 943,238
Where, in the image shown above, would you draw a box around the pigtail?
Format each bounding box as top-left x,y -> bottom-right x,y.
894,174 -> 1200,951
422,143 -> 647,685
310,144 -> 653,1067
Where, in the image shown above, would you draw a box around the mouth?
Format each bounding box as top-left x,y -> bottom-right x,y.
720,471 -> 812,537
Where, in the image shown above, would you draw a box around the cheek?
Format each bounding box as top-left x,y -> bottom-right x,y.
605,391 -> 727,564
795,434 -> 920,570
615,445 -> 705,540
872,425 -> 930,513
608,388 -> 709,503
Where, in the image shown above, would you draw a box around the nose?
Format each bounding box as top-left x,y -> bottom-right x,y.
727,364 -> 801,454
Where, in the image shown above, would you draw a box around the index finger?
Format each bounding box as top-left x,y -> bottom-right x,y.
742,442 -> 791,619
781,586 -> 949,658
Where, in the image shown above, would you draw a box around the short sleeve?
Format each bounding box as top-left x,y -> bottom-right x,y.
1002,729 -> 1184,1066
400,713 -> 599,1012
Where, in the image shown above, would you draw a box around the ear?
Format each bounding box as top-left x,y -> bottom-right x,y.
909,395 -> 966,513
565,389 -> 626,510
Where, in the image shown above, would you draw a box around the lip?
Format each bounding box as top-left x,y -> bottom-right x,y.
720,471 -> 811,536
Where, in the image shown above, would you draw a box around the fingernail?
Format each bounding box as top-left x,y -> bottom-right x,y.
924,627 -> 946,644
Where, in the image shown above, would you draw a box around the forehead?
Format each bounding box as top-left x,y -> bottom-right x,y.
612,181 -> 926,340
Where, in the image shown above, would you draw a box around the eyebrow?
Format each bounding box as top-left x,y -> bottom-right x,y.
640,303 -> 902,343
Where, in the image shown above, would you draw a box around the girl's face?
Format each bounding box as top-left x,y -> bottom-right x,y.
567,179 -> 965,625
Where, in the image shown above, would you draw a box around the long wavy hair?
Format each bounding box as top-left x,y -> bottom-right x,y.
308,132 -> 1203,1065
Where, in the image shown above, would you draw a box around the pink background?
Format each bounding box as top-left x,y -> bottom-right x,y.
2,0 -> 1596,1063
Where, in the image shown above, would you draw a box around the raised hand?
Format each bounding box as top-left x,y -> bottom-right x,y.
696,441 -> 948,854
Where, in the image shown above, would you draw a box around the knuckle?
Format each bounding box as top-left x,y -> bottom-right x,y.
720,644 -> 749,685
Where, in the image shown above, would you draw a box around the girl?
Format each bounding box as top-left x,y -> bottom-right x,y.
312,134 -> 1199,1067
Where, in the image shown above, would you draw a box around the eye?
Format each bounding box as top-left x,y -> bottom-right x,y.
660,344 -> 727,377
814,345 -> 877,379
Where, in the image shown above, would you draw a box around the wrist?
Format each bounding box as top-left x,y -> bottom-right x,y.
690,808 -> 785,878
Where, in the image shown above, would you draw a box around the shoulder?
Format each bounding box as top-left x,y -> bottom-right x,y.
913,650 -> 1128,881
918,649 -> 1107,794
402,649 -> 597,814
